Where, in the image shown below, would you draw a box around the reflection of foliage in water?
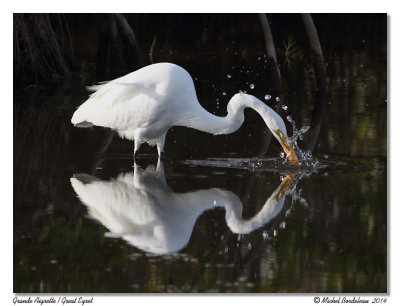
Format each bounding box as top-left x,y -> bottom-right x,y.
14,147 -> 386,292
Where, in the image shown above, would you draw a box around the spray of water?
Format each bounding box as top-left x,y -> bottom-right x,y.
259,170 -> 310,240
285,115 -> 320,169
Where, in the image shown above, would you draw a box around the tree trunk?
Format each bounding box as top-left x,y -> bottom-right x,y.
303,88 -> 328,152
258,13 -> 281,95
301,13 -> 328,90
257,14 -> 283,157
113,13 -> 144,68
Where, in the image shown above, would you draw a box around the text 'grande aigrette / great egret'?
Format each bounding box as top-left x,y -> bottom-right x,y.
71,62 -> 299,164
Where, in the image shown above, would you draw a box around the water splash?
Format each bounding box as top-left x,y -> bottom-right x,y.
286,171 -> 310,209
181,116 -> 328,172
182,156 -> 327,173
285,115 -> 319,168
250,169 -> 312,243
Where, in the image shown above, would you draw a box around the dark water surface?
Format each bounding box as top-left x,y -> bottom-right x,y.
13,14 -> 387,293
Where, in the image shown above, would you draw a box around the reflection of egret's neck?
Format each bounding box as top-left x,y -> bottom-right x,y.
222,173 -> 295,234
71,161 -> 298,254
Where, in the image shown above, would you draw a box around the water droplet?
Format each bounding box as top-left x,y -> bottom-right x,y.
280,152 -> 285,158
264,94 -> 271,100
276,97 -> 280,102
250,84 -> 254,90
224,247 -> 229,253
239,90 -> 243,96
300,126 -> 310,134
279,222 -> 286,229
227,74 -> 232,79
282,104 -> 288,110
273,230 -> 278,237
262,231 -> 268,239
248,243 -> 252,250
222,91 -> 226,96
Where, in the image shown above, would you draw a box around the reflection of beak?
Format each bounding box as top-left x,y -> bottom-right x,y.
276,129 -> 299,165
275,173 -> 296,201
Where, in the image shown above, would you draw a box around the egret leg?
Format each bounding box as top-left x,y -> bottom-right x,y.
134,138 -> 142,159
156,133 -> 167,157
155,159 -> 167,185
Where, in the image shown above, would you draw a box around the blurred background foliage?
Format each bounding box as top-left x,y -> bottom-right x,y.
13,13 -> 386,87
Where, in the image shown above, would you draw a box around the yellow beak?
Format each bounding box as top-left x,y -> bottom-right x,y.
275,173 -> 296,201
276,129 -> 299,165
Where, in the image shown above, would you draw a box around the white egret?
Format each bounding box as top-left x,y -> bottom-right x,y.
71,62 -> 298,164
70,161 -> 297,254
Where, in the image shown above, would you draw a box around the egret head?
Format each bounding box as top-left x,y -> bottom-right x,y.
229,93 -> 299,165
262,104 -> 299,164
274,128 -> 299,165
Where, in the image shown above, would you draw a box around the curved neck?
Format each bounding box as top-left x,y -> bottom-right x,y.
222,174 -> 293,234
180,93 -> 286,139
223,193 -> 287,234
233,93 -> 286,136
180,103 -> 244,135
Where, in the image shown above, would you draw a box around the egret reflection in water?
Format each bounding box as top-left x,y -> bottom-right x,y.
70,161 -> 301,254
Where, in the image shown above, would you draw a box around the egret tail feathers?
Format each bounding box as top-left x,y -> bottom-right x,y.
75,121 -> 94,128
86,81 -> 110,92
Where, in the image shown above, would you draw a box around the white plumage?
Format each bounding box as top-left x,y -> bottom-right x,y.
71,62 -> 298,163
70,162 -> 295,254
